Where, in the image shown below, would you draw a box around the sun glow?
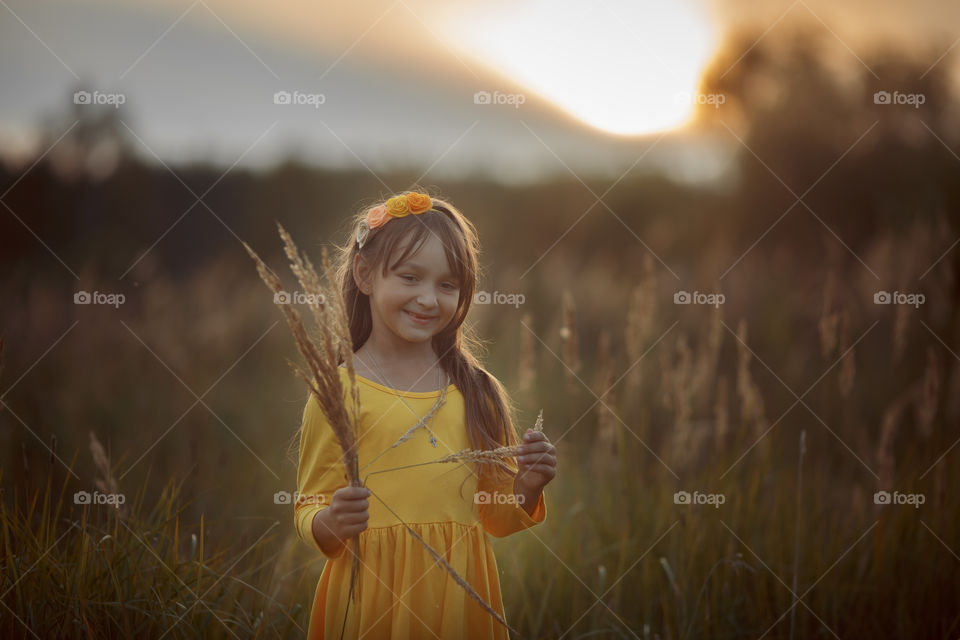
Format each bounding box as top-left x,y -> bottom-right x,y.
442,0 -> 717,136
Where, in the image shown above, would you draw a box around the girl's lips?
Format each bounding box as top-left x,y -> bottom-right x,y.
404,310 -> 436,324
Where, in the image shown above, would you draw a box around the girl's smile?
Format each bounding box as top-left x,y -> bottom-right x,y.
404,309 -> 437,325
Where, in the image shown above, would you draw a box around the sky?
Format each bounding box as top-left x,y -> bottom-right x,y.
1,0 -> 957,185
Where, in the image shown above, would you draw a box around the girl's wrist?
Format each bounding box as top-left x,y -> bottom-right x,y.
513,479 -> 543,514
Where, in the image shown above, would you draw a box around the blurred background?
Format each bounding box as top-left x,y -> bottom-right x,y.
2,0 -> 959,637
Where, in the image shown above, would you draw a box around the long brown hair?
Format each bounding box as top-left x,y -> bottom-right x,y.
334,187 -> 520,488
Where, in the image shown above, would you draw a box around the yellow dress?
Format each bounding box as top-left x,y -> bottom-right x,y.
294,368 -> 547,640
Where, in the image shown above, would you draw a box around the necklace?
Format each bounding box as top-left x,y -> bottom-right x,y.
360,349 -> 447,448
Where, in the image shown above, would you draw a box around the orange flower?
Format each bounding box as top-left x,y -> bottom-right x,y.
366,204 -> 390,229
406,192 -> 432,214
386,195 -> 410,218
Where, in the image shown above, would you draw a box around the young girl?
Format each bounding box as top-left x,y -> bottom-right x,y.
294,189 -> 557,639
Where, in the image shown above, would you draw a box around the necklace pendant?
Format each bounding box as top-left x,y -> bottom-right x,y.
430,435 -> 437,447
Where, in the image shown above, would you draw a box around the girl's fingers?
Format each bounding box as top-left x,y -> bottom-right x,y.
523,464 -> 556,477
518,442 -> 555,455
519,454 -> 556,467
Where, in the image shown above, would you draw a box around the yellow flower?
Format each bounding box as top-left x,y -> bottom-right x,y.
386,195 -> 410,218
406,192 -> 432,214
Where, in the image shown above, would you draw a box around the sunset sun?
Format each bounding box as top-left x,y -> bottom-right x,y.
442,0 -> 717,136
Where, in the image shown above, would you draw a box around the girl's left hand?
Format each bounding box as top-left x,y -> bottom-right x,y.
515,430 -> 557,493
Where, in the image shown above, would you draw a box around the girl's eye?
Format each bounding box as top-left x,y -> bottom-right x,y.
400,274 -> 417,282
443,283 -> 459,291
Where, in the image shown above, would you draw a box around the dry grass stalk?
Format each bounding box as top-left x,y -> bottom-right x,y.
370,411 -> 544,474
517,312 -> 536,396
838,310 -> 856,397
383,386 -> 449,451
714,375 -> 729,451
818,271 -> 839,358
670,335 -> 696,467
435,445 -> 522,465
916,347 -> 939,439
877,403 -> 902,491
735,320 -> 768,453
625,255 -> 656,393
89,431 -> 128,519
368,488 -> 519,636
659,340 -> 675,410
560,290 -> 580,393
243,225 -> 363,605
594,330 -> 616,458
691,308 -> 723,409
892,303 -> 909,364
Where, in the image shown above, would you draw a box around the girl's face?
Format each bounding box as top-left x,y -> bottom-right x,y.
365,234 -> 461,346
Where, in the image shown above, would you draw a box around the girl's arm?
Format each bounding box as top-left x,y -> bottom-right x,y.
296,390 -> 357,559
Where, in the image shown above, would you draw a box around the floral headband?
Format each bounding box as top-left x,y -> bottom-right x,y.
356,192 -> 434,250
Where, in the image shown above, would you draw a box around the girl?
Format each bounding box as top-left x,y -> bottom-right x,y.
294,189 -> 557,639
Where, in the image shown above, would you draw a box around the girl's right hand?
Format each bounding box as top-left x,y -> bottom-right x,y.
327,486 -> 371,541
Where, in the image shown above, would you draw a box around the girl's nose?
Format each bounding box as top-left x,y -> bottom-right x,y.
416,289 -> 439,308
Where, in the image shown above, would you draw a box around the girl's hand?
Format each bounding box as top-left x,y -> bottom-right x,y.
515,430 -> 557,495
326,486 -> 371,542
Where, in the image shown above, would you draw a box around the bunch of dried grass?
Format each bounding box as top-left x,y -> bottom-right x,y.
243,224 -> 364,607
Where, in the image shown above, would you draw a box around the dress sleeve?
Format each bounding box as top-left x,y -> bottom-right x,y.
477,437 -> 547,538
295,392 -> 349,559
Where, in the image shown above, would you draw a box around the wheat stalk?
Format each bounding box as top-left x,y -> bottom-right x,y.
367,487 -> 519,637
364,411 -> 544,477
243,225 -> 363,608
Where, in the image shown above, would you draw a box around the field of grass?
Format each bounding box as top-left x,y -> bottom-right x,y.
3,205 -> 958,639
